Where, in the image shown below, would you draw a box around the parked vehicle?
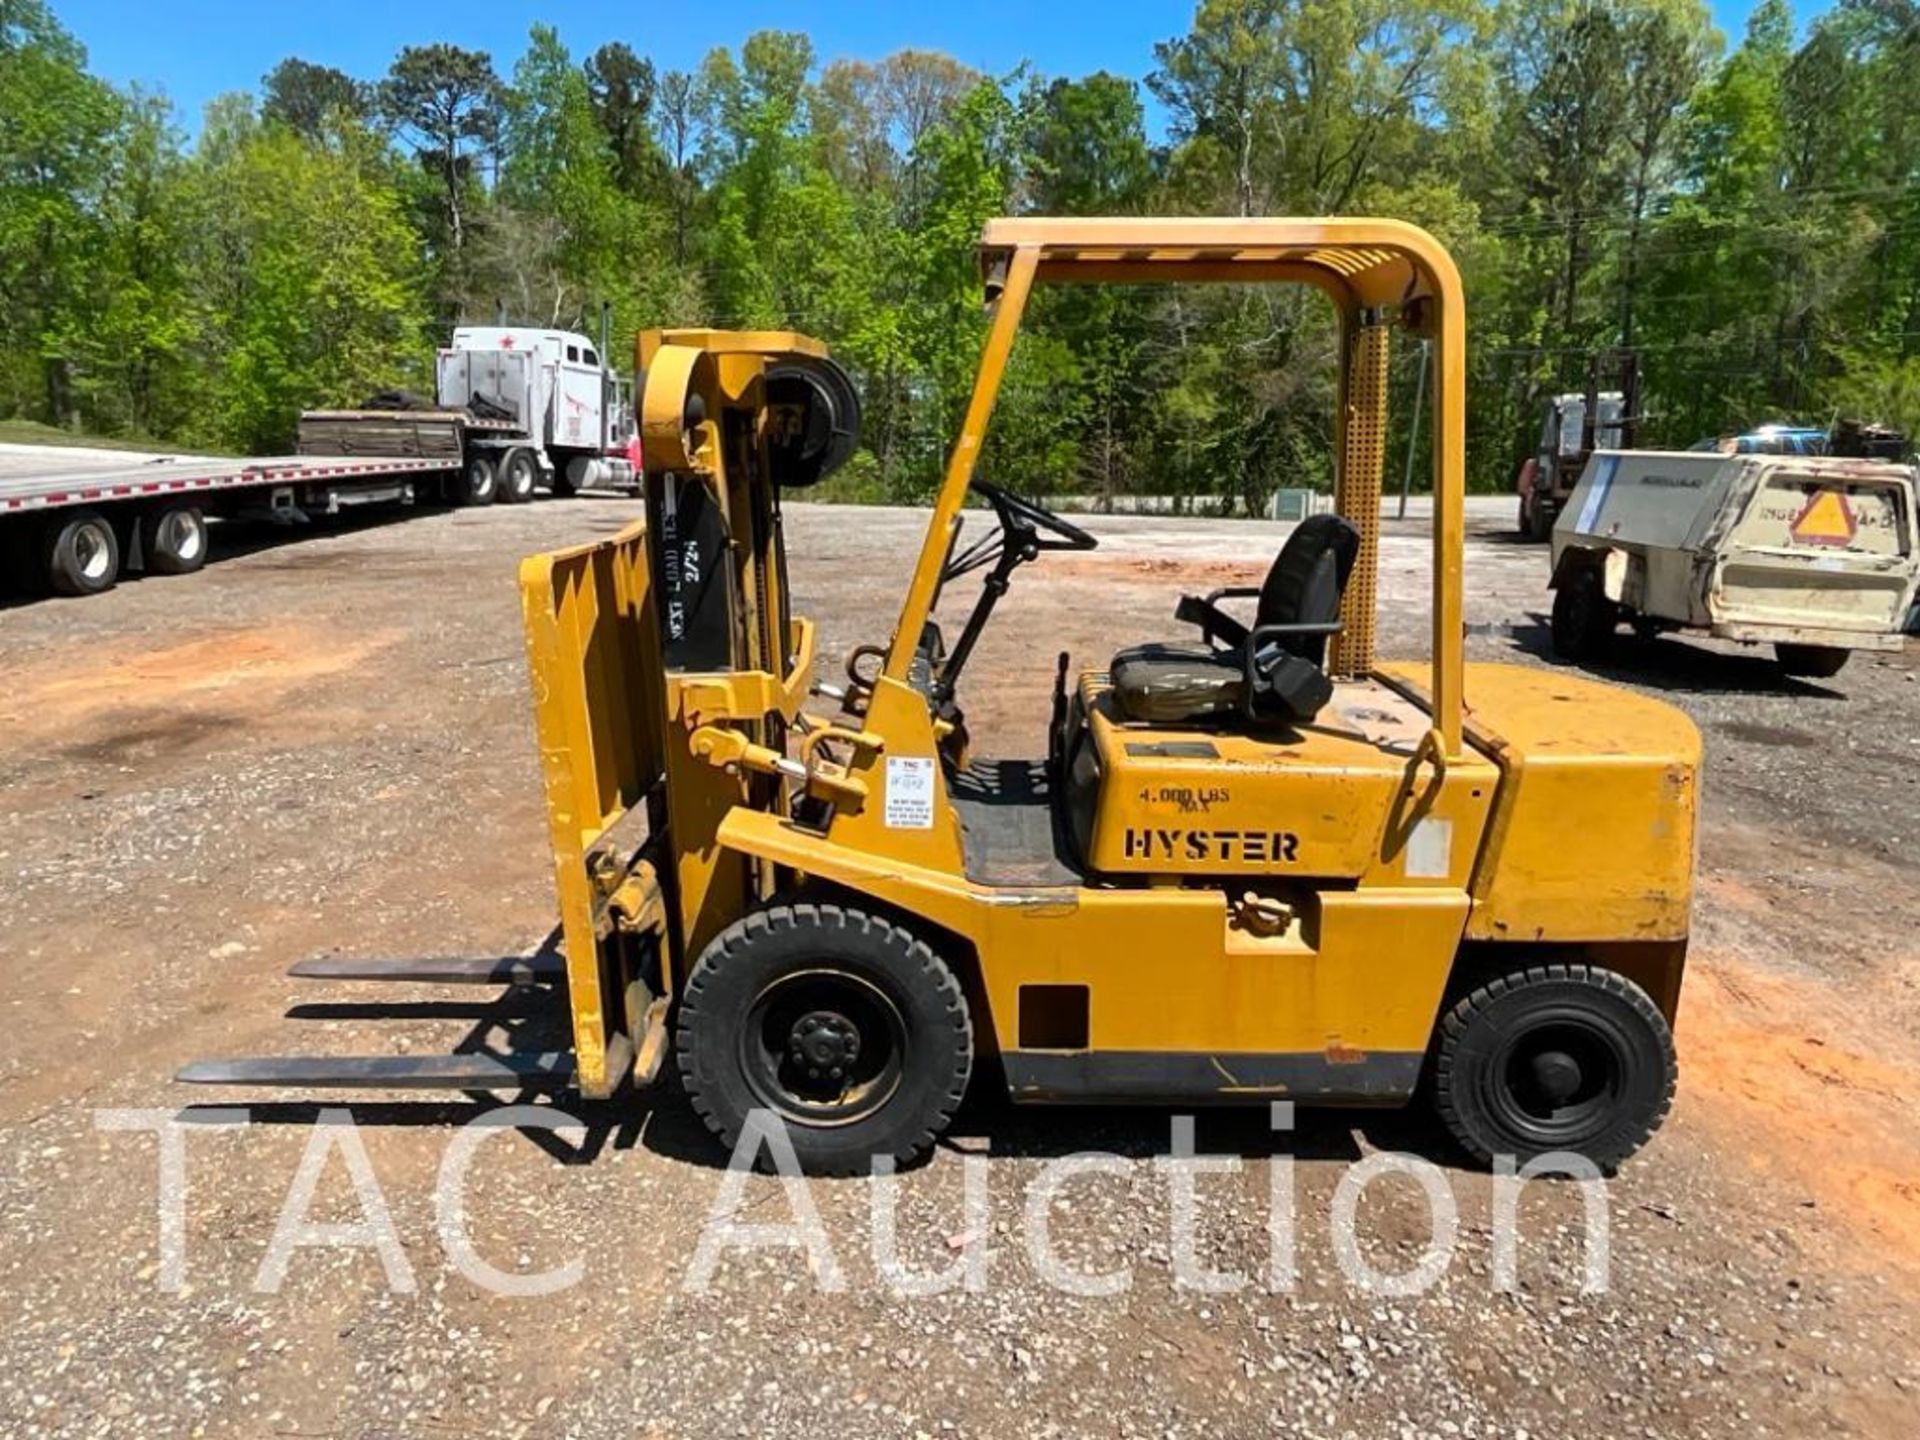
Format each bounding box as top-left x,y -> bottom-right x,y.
298,324 -> 638,505
2,322 -> 641,600
1514,350 -> 1641,540
1549,449 -> 1920,677
1687,424 -> 1828,457
0,446 -> 465,598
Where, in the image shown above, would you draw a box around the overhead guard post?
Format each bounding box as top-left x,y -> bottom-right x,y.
886,245 -> 1041,684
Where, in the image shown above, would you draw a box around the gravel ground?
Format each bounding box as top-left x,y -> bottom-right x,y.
1,491 -> 1916,1439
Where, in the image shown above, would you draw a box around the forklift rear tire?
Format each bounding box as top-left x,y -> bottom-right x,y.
1774,643 -> 1849,679
1525,494 -> 1553,542
139,505 -> 208,575
1550,567 -> 1617,661
1432,963 -> 1675,1173
676,903 -> 974,1176
499,447 -> 538,504
44,510 -> 122,596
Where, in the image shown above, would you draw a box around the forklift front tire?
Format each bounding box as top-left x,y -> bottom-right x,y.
1431,962 -> 1675,1173
676,903 -> 974,1176
1550,565 -> 1617,661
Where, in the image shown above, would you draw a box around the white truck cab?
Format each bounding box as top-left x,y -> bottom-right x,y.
1549,449 -> 1919,678
441,327 -> 636,495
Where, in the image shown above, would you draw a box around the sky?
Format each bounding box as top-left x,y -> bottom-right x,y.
54,0 -> 1830,141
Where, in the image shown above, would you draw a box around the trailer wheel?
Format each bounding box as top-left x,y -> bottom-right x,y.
44,510 -> 122,597
677,903 -> 973,1176
499,448 -> 538,504
457,455 -> 498,506
1550,565 -> 1617,661
1431,963 -> 1675,1172
139,505 -> 207,575
1774,643 -> 1850,679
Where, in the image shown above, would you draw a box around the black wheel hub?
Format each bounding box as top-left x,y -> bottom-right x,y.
788,1010 -> 862,1079
1528,1049 -> 1584,1106
740,969 -> 906,1126
1491,1018 -> 1625,1141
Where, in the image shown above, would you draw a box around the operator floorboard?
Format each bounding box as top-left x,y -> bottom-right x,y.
949,758 -> 1081,888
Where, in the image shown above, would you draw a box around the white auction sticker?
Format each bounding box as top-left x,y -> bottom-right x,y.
1405,817 -> 1453,879
884,756 -> 936,829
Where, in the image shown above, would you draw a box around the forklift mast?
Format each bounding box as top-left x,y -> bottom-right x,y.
516,330 -> 864,1097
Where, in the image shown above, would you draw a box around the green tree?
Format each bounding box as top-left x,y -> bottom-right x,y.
262,57 -> 369,139
379,44 -> 502,264
1022,72 -> 1157,503
186,100 -> 428,450
0,0 -> 123,422
1616,2 -> 1716,348
76,90 -> 197,436
653,68 -> 703,268
584,41 -> 659,194
492,25 -> 675,338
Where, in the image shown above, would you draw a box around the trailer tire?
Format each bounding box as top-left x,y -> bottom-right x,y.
44,510 -> 122,597
457,454 -> 498,506
1550,565 -> 1616,661
1774,643 -> 1849,679
676,903 -> 973,1176
139,505 -> 207,575
499,447 -> 538,504
1431,962 -> 1675,1173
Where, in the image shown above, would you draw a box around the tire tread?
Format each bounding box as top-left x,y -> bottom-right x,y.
1433,962 -> 1675,1172
675,902 -> 973,1176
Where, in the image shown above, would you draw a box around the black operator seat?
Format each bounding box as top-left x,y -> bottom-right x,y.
1108,513 -> 1362,727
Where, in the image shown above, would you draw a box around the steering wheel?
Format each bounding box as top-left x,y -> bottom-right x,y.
971,480 -> 1098,552
942,481 -> 1098,588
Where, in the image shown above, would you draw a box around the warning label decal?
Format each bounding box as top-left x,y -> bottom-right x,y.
883,757 -> 936,829
1789,488 -> 1858,548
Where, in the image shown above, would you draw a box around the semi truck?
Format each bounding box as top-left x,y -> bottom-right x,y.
298,325 -> 638,505
0,325 -> 639,600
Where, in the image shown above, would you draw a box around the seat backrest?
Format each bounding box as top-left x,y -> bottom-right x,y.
1255,513 -> 1362,665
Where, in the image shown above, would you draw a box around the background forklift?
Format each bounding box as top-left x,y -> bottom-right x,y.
1514,350 -> 1642,540
186,221 -> 1701,1175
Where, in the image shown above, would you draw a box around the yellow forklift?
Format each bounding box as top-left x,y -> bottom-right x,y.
185,219 -> 1701,1174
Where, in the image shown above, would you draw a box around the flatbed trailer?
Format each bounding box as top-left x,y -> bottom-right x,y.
295,409 -> 523,461
0,444 -> 464,598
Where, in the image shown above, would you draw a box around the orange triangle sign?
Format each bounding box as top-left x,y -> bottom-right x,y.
1790,488 -> 1857,547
